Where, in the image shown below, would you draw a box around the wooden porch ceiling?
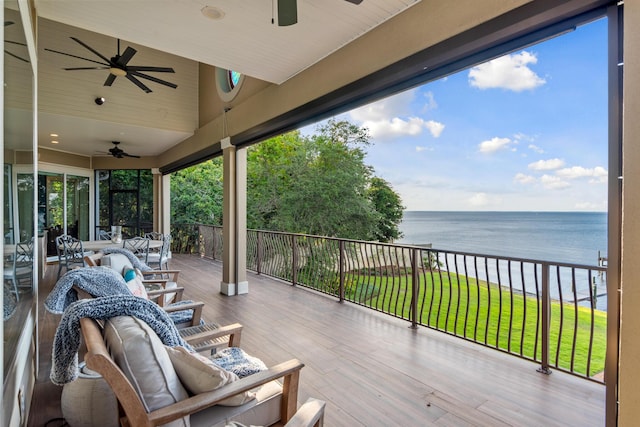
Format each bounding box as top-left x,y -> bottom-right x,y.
31,254 -> 605,426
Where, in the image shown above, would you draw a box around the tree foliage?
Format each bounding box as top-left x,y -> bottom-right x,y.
171,160 -> 223,225
247,119 -> 403,241
171,119 -> 404,242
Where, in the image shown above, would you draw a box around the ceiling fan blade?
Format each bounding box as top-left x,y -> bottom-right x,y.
117,46 -> 137,66
129,71 -> 178,89
122,153 -> 141,158
344,0 -> 363,3
5,50 -> 29,63
5,40 -> 26,46
277,0 -> 297,26
127,66 -> 175,73
70,37 -> 112,64
104,73 -> 117,87
126,74 -> 152,93
64,66 -> 109,71
5,21 -> 14,26
44,48 -> 109,67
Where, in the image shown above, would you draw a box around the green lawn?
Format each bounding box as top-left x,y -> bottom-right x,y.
342,269 -> 606,377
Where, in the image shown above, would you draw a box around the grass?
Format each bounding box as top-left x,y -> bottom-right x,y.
340,269 -> 606,377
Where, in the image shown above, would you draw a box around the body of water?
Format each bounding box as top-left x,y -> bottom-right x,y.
397,211 -> 607,266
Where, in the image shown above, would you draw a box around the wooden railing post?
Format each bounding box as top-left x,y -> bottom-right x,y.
257,231 -> 262,275
292,235 -> 298,286
339,240 -> 345,302
538,262 -> 552,375
410,247 -> 419,329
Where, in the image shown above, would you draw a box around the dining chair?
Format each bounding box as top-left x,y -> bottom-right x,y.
144,231 -> 163,240
56,235 -> 86,279
4,238 -> 34,299
97,229 -> 113,240
146,233 -> 171,270
123,236 -> 150,264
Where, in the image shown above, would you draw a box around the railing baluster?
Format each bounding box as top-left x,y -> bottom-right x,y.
538,262 -> 551,375
483,257 -> 490,345
256,231 -> 262,275
292,234 -> 297,286
411,248 -> 419,329
339,240 -> 345,302
495,258 -> 503,349
555,266 -> 564,368
570,268 -> 579,373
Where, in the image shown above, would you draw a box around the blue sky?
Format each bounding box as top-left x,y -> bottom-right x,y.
304,17 -> 608,212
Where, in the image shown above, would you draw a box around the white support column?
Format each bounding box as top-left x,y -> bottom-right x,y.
161,173 -> 171,235
220,137 -> 248,295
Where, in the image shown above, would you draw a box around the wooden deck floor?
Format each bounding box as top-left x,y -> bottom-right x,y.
29,254 -> 606,426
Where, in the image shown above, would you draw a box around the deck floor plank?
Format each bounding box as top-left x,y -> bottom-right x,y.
28,254 -> 605,426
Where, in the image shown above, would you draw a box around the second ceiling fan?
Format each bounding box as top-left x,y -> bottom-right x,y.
45,37 -> 177,93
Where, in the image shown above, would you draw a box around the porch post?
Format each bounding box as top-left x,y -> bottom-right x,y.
220,138 -> 248,295
152,168 -> 171,234
161,174 -> 171,235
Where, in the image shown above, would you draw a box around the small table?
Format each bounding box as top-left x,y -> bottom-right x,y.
81,240 -> 163,252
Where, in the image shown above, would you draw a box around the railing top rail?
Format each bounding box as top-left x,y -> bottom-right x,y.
190,224 -> 606,271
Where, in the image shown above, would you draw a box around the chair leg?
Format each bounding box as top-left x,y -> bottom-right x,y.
57,261 -> 65,279
8,279 -> 19,301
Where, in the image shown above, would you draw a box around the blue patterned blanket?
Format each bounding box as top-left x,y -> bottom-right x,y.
44,267 -> 130,314
51,296 -> 192,385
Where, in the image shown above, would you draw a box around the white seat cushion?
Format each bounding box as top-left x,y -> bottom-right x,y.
189,381 -> 283,427
101,253 -> 134,276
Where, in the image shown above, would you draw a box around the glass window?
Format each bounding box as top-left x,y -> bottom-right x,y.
96,169 -> 153,238
228,70 -> 241,89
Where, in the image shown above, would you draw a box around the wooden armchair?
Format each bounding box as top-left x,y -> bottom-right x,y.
80,317 -> 305,427
85,251 -> 186,307
81,252 -> 241,353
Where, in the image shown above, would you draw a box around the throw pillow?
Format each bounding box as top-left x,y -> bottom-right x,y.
165,346 -> 256,406
104,316 -> 189,427
123,267 -> 148,299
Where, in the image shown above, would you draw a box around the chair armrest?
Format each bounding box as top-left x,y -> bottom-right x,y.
146,287 -> 185,305
183,323 -> 243,348
142,270 -> 180,282
148,359 -> 305,426
163,301 -> 204,326
285,398 -> 326,427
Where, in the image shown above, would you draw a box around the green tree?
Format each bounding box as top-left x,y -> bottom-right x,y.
171,159 -> 223,225
367,177 -> 404,242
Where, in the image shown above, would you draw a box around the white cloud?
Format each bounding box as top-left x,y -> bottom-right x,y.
513,133 -> 535,142
349,90 -> 445,140
528,158 -> 565,171
425,120 -> 445,137
478,137 -> 513,153
350,90 -> 417,122
423,91 -> 438,111
362,117 -> 445,140
468,51 -> 546,92
415,146 -> 433,152
469,192 -> 490,207
556,166 -> 607,182
514,173 -> 536,184
528,144 -> 544,154
540,174 -> 571,189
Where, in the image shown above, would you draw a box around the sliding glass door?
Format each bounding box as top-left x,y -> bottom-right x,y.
38,171 -> 91,257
